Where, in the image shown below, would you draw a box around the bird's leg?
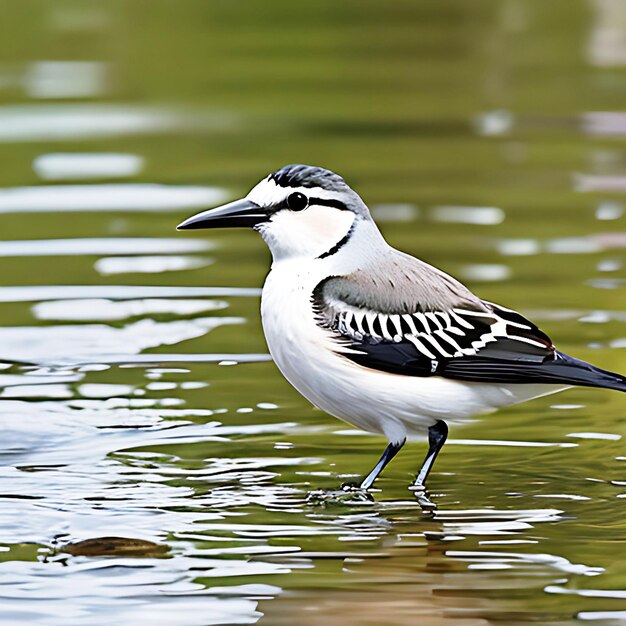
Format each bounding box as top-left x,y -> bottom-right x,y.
355,439 -> 406,491
410,420 -> 448,511
309,439 -> 405,506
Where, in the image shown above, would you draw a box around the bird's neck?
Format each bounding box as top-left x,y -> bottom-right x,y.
267,217 -> 390,275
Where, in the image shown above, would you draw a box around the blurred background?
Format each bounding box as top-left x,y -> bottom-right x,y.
0,1 -> 625,625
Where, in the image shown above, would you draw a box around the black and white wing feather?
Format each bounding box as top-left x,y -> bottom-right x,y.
313,277 -> 626,392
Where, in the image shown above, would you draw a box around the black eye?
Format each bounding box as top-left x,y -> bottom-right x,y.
287,192 -> 308,212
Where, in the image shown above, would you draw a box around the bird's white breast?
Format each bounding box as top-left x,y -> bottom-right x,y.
260,258 -> 558,443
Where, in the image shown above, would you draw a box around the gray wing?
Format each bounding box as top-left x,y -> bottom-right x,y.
313,272 -> 626,391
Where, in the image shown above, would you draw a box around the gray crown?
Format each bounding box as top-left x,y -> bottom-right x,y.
269,164 -> 349,191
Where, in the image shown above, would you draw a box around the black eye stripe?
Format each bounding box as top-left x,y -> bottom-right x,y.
308,197 -> 350,211
275,195 -> 350,213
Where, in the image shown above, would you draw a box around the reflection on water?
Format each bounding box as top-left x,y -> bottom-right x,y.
32,298 -> 227,321
33,153 -> 145,181
24,61 -> 109,100
0,1 -> 625,625
0,104 -> 184,142
0,183 -> 228,213
0,237 -> 212,257
0,316 -> 243,362
0,103 -> 235,142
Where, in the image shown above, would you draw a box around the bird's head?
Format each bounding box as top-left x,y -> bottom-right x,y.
177,164 -> 374,261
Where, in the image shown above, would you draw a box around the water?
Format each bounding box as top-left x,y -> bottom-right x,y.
1,1 -> 625,624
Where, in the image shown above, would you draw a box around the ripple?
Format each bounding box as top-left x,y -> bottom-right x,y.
497,237 -> 604,256
33,298 -> 227,322
588,278 -> 626,289
459,263 -> 511,282
95,353 -> 271,365
0,285 -> 261,303
578,611 -> 626,621
24,61 -> 108,99
430,205 -> 505,225
473,109 -> 514,136
0,183 -> 228,213
546,585 -> 626,599
575,173 -> 626,192
449,439 -> 577,448
595,201 -> 624,221
0,238 -> 212,257
0,103 -> 235,142
370,204 -> 419,222
33,153 -> 144,180
583,112 -> 626,136
0,317 -> 242,363
0,558 -> 270,626
496,239 -> 541,256
448,550 -> 604,576
426,508 -> 566,540
566,432 -> 622,441
94,255 -> 212,275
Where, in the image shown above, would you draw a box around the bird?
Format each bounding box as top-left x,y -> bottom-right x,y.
178,164 -> 626,509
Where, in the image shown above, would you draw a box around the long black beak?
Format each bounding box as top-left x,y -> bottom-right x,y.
177,199 -> 267,230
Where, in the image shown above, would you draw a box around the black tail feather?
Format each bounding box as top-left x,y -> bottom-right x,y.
442,351 -> 626,392
548,351 -> 626,392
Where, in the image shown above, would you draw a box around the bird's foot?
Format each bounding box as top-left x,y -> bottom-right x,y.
306,483 -> 374,506
408,484 -> 437,514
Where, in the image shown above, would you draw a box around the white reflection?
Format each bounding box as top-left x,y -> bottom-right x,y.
582,112 -> 626,136
578,611 -> 626,621
579,311 -> 612,323
0,285 -> 261,302
430,205 -> 505,225
0,104 -> 184,142
24,61 -> 108,99
1,384 -> 73,399
449,439 -> 576,448
0,183 -> 228,213
33,153 -> 144,181
588,278 -> 625,289
34,298 -> 227,322
588,0 -> 626,67
426,508 -> 565,541
567,432 -> 621,441
459,264 -> 511,282
545,237 -> 602,254
0,559 -> 266,626
497,239 -> 540,256
0,373 -> 81,387
95,255 -> 211,275
63,352 -> 271,367
574,172 -> 626,191
473,109 -> 514,136
595,201 -> 624,220
448,550 -> 604,576
78,384 -> 135,398
593,232 -> 626,250
597,259 -> 622,272
0,238 -> 211,257
497,235 -> 618,256
370,204 -> 418,222
146,382 -> 177,391
0,317 -> 243,362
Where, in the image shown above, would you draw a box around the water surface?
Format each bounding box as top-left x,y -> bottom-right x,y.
0,1 -> 625,624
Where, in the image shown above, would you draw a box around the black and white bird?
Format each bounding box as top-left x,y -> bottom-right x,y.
178,164 -> 626,509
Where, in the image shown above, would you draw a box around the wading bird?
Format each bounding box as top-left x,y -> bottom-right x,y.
178,164 -> 625,509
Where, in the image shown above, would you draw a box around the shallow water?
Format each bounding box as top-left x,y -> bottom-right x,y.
1,1 -> 626,624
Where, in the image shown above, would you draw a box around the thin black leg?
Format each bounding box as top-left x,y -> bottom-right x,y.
411,421 -> 448,508
358,439 -> 406,490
